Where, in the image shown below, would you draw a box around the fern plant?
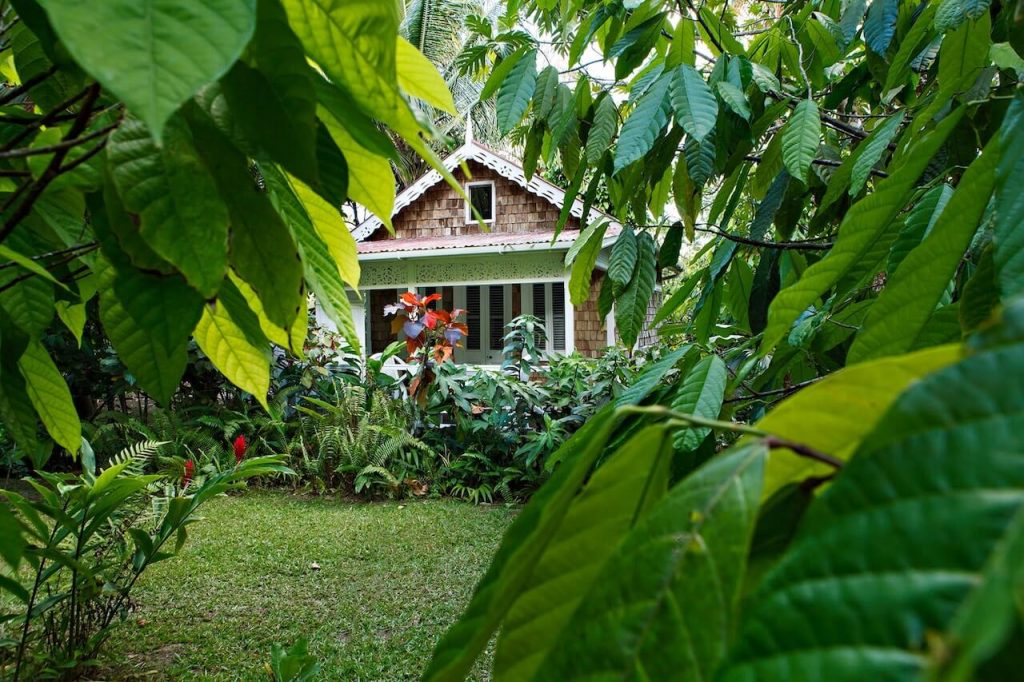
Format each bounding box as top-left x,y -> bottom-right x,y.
293,388 -> 432,497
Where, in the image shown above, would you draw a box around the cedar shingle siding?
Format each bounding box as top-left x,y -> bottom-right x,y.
574,272 -> 608,358
370,161 -> 580,240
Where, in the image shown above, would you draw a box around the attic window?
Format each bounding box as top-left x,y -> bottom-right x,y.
466,181 -> 495,223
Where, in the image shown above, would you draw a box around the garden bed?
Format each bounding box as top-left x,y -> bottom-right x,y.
100,491 -> 516,680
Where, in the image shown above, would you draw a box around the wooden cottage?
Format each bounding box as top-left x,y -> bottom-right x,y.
336,135 -> 656,366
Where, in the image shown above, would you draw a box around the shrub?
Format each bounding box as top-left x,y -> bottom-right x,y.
0,444 -> 291,680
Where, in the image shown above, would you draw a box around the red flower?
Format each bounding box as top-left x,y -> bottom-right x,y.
182,460 -> 195,488
233,434 -> 247,463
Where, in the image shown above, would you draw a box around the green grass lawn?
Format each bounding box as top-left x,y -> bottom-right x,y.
100,491 -> 517,681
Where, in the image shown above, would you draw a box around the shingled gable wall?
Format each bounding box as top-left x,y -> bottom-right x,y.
368,160 -> 582,240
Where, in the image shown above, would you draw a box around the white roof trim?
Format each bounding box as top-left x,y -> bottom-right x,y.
358,233 -> 619,262
351,141 -> 618,241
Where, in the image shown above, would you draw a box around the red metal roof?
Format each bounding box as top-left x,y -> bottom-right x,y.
358,225 -> 621,255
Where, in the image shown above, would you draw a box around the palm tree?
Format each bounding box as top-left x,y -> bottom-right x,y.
395,0 -> 526,184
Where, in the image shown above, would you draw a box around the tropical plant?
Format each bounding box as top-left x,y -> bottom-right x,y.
501,314 -> 546,378
384,291 -> 469,401
0,0 -> 460,464
420,0 -> 1024,678
294,388 -> 431,498
0,442 -> 291,680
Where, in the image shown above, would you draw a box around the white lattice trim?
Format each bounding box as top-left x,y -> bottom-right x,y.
351,141 -> 615,241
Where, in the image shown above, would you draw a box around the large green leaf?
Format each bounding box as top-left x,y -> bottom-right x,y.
722,320 -> 1024,682
537,443 -> 766,681
193,279 -> 271,409
613,73 -> 672,174
761,108 -> 963,353
95,259 -> 193,406
38,0 -> 257,139
493,424 -> 676,681
423,408 -> 625,681
848,140 -> 997,363
886,183 -> 953,273
781,99 -> 820,183
396,36 -> 456,115
754,343 -> 961,502
994,94 -> 1024,298
188,109 -> 304,332
671,355 -> 728,452
317,98 -> 395,232
284,173 -> 359,291
607,226 -> 638,289
849,111 -> 903,196
497,49 -> 537,134
937,11 -> 992,97
863,0 -> 898,54
107,116 -> 229,298
0,322 -> 41,455
262,164 -> 360,353
586,95 -> 618,165
614,232 -> 657,349
17,340 -> 79,453
670,64 -> 718,142
567,220 -> 608,306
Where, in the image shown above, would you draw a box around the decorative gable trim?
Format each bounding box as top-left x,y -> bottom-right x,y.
351,141 -> 609,241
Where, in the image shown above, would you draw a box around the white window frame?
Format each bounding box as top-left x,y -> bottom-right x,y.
465,181 -> 496,224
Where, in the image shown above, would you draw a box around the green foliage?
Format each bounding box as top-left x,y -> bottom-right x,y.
269,638 -> 321,681
434,1 -> 1024,679
0,440 -> 291,679
0,0 -> 454,459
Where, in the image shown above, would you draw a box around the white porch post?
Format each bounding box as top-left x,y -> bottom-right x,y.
563,278 -> 575,353
606,306 -> 617,347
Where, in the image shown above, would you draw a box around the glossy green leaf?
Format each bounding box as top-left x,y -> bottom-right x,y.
533,65 -> 560,121
0,323 -> 40,455
17,340 -> 79,453
886,183 -> 953,273
717,81 -> 750,121
423,408 -> 625,681
671,355 -> 728,452
586,95 -> 618,166
229,271 -> 306,354
615,232 -> 657,349
761,108 -> 963,354
317,101 -> 395,232
849,111 -> 903,196
493,424 -> 676,681
937,11 -> 992,96
497,49 -> 537,134
607,226 -> 638,289
994,94 -> 1024,298
396,36 -> 456,114
0,272 -> 53,340
539,444 -> 765,681
614,73 -> 671,174
723,328 -> 1024,682
670,64 -> 718,142
863,0 -> 898,54
107,116 -> 229,298
568,221 -> 608,306
38,0 -> 257,139
781,99 -> 820,183
189,109 -> 304,331
193,279 -> 271,409
754,343 -> 962,502
263,164 -> 360,353
849,140 -> 997,363
285,173 -> 359,291
281,0 -> 402,126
